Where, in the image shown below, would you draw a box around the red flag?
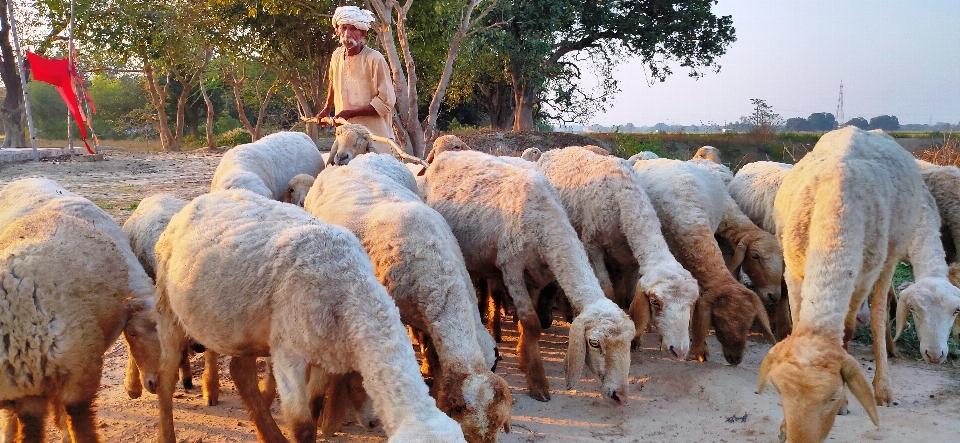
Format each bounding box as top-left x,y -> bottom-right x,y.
26,51 -> 94,154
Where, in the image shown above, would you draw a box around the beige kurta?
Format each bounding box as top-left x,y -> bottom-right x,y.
329,46 -> 397,154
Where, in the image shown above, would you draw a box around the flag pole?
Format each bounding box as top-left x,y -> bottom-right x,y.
67,0 -> 75,156
6,0 -> 39,162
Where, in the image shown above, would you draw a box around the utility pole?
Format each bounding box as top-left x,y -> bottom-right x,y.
835,80 -> 844,129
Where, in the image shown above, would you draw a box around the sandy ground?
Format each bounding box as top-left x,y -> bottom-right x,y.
2,148 -> 960,442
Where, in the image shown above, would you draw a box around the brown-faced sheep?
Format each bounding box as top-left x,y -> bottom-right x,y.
761,127 -> 925,442
153,190 -> 465,443
282,173 -> 316,206
419,150 -> 635,404
632,159 -> 774,365
304,153 -> 511,442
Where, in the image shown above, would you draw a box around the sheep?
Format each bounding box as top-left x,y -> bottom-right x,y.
210,131 -> 323,200
153,189 -> 465,443
632,159 -> 774,365
0,178 -> 160,399
520,147 -> 542,161
917,161 -> 960,264
304,153 -> 511,442
419,150 -> 635,404
625,151 -> 658,167
727,161 -> 793,234
427,135 -> 471,163
327,123 -> 428,167
121,194 -> 227,407
535,146 -> 699,360
581,145 -> 609,156
282,173 -> 316,206
759,127 -> 925,442
692,145 -> 722,163
0,179 -> 161,441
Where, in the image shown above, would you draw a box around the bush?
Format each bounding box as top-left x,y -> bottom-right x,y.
612,133 -> 667,159
216,128 -> 251,147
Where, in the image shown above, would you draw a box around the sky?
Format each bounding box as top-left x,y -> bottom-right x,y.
586,0 -> 960,127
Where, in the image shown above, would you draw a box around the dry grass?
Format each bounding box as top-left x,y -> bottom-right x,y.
915,135 -> 960,167
36,139 -> 199,153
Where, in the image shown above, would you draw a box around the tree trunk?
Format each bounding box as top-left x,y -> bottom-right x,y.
511,77 -> 536,132
288,75 -> 319,141
478,80 -> 514,131
0,0 -> 26,148
371,0 -> 422,157
143,63 -> 177,151
200,77 -> 215,149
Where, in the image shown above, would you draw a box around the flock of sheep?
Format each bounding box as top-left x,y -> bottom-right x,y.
1,124 -> 959,443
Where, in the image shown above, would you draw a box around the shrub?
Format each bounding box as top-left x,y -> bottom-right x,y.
216,128 -> 252,147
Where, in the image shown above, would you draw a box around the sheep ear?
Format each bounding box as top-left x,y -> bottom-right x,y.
728,241 -> 747,273
894,291 -> 910,341
757,342 -> 782,394
426,146 -> 437,163
840,352 -> 879,426
326,139 -> 340,166
564,315 -> 587,389
360,131 -> 373,154
627,286 -> 650,338
754,297 -> 777,344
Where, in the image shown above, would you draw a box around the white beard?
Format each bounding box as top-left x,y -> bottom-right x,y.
340,35 -> 361,50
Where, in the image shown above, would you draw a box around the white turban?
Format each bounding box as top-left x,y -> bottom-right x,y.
333,6 -> 376,32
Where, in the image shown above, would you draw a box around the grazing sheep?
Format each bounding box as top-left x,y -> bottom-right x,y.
0,178 -> 160,399
625,151 -> 659,167
520,147 -> 543,162
210,131 -> 323,200
536,146 -> 699,359
419,150 -> 635,404
327,123 -> 428,167
282,173 -> 316,206
0,178 -> 161,441
917,161 -> 960,263
632,159 -> 774,365
304,153 -> 510,442
760,127 -> 924,442
121,194 -> 225,406
153,190 -> 465,443
715,195 -> 785,312
692,145 -> 722,163
892,187 -> 960,364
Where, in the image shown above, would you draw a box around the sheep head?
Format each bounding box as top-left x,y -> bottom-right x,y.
436,370 -> 512,443
729,230 -> 784,306
564,299 -> 635,405
388,412 -> 467,443
327,124 -> 373,166
895,277 -> 960,364
282,174 -> 316,207
122,296 -> 161,395
759,333 -> 878,443
696,282 -> 775,365
635,266 -> 699,360
520,147 -> 543,161
693,146 -> 722,164
427,135 -> 471,163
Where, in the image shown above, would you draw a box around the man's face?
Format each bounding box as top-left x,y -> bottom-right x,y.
337,24 -> 367,50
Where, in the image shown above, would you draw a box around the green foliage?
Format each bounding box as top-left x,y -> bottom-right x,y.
216,127 -> 252,147
869,115 -> 900,131
611,133 -> 667,159
27,81 -> 68,139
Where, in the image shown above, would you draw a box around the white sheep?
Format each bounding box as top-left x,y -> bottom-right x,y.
632,159 -> 774,365
210,131 -> 323,200
419,150 -> 635,404
327,123 -> 428,167
625,151 -> 659,167
0,178 -> 160,399
304,153 -> 511,442
692,145 -> 722,163
0,179 -> 161,440
536,146 -> 699,360
281,173 -> 316,206
760,127 -> 924,441
520,147 -> 543,161
427,135 -> 471,163
917,161 -> 960,263
153,189 -> 465,443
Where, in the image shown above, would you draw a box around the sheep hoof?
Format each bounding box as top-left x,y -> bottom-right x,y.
206,397 -> 218,407
528,389 -> 551,402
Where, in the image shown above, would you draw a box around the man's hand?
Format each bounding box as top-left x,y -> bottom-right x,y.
316,107 -> 333,126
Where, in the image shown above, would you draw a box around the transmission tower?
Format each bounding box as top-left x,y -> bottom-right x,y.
836,81 -> 844,128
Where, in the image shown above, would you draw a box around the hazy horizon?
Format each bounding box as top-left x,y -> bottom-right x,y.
584,0 -> 960,128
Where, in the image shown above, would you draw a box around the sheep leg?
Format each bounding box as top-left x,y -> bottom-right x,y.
885,286 -> 900,358
58,352 -> 103,443
0,409 -> 16,443
534,282 -> 558,330
772,281 -> 792,341
230,356 -> 288,443
259,358 -> 278,407
179,348 -> 193,390
486,279 -> 504,343
870,262 -> 898,406
319,373 -> 350,437
270,349 -> 315,443
51,401 -> 70,443
123,356 -> 143,399
202,350 -> 220,406
156,302 -> 188,443
689,296 -> 711,361
587,246 -> 615,301
11,396 -> 46,443
502,266 -> 551,401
